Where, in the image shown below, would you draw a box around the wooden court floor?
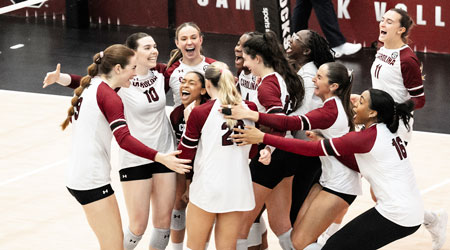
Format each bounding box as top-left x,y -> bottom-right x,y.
1,89 -> 449,250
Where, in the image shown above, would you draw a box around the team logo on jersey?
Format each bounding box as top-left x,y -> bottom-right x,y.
203,65 -> 208,71
391,52 -> 398,59
178,69 -> 184,73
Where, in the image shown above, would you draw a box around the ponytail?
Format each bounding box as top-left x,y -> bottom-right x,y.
61,59 -> 99,130
244,31 -> 304,114
205,62 -> 242,128
368,89 -> 413,133
61,44 -> 135,130
167,48 -> 183,68
324,62 -> 355,131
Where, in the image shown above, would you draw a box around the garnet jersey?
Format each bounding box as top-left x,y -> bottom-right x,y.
238,71 -> 259,103
264,123 -> 424,227
118,66 -> 176,169
67,77 -> 158,190
254,72 -> 289,114
178,99 -> 257,213
259,96 -> 362,195
165,57 -> 215,106
170,104 -> 185,144
371,45 -> 424,142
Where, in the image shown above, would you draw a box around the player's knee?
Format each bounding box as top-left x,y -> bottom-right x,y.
170,209 -> 186,231
149,227 -> 170,250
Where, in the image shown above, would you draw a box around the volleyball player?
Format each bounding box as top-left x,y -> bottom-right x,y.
235,31 -> 304,250
234,32 -> 269,250
169,71 -> 209,250
177,62 -> 257,249
363,8 -> 446,249
59,44 -> 191,250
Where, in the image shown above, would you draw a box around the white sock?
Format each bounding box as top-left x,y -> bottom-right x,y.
236,239 -> 248,250
424,210 -> 437,225
171,242 -> 183,250
277,228 -> 293,250
123,227 -> 142,250
204,241 -> 209,250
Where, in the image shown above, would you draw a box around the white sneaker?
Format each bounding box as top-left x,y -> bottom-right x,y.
424,209 -> 448,250
332,42 -> 362,58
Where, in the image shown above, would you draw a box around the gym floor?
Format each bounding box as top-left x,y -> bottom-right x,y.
1,15 -> 449,250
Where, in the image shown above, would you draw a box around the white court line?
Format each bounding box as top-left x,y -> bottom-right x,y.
0,159 -> 66,187
421,178 -> 450,195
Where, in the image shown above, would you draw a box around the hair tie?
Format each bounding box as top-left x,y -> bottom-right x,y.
220,68 -> 223,74
95,51 -> 104,65
348,69 -> 354,82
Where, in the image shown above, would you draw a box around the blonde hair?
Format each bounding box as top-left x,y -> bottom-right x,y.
61,44 -> 135,130
205,61 -> 242,128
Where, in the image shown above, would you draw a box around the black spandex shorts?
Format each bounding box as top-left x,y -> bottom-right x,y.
250,146 -> 298,189
67,184 -> 114,205
322,187 -> 357,206
119,162 -> 173,182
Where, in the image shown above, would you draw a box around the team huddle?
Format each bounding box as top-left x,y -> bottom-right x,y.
43,7 -> 447,250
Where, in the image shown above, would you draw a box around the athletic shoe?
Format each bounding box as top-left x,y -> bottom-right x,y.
424,209 -> 448,250
332,42 -> 362,58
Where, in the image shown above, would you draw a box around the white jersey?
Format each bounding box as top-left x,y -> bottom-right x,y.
371,45 -> 424,143
178,99 -> 257,213
318,97 -> 362,195
165,56 -> 215,106
238,71 -> 259,103
264,123 -> 424,227
118,69 -> 175,169
290,62 -> 323,140
67,77 -> 158,190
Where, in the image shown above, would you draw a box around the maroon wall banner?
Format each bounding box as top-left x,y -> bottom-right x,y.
2,0 -> 448,54
174,0 -> 449,54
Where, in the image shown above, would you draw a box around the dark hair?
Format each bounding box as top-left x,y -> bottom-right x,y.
167,22 -> 203,67
390,8 -> 415,44
61,44 -> 135,130
369,89 -> 413,133
243,31 -> 304,114
185,71 -> 210,103
305,30 -> 335,68
324,62 -> 355,131
125,32 -> 151,50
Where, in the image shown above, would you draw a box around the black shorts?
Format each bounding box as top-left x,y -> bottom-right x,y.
67,184 -> 114,205
250,146 -> 297,189
119,162 -> 173,182
322,187 -> 357,206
